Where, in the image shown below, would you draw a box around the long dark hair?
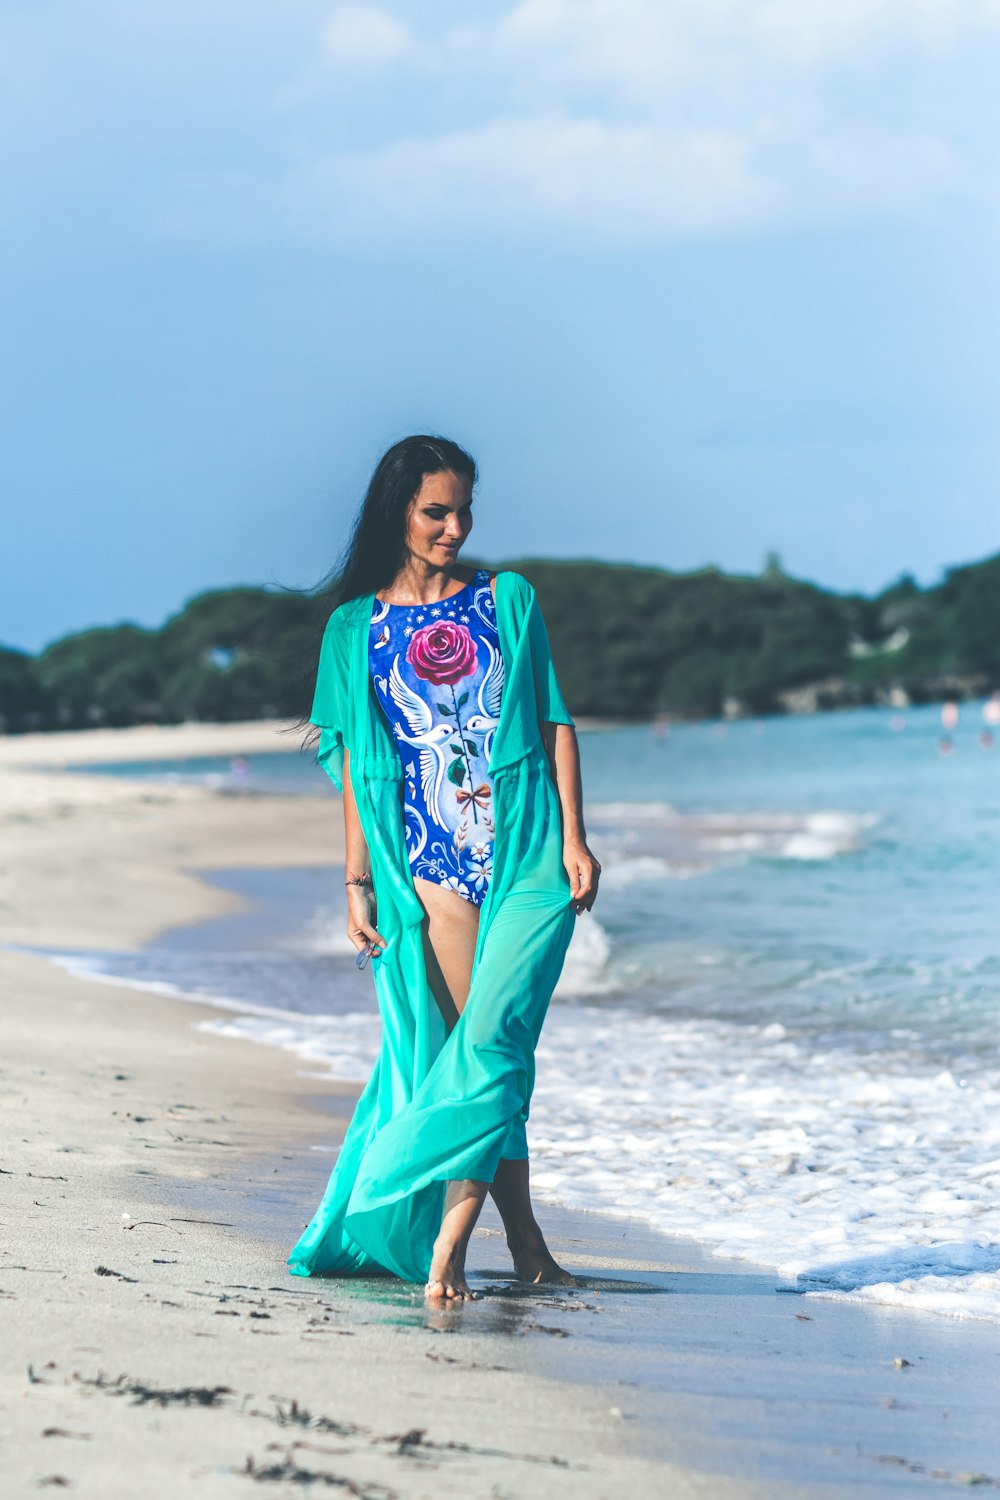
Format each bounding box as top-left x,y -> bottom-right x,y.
334,434 -> 478,605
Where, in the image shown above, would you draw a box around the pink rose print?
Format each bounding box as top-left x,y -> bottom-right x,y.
406,620 -> 487,821
406,621 -> 478,687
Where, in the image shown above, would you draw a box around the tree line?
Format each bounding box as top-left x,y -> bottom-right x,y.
3,551 -> 999,734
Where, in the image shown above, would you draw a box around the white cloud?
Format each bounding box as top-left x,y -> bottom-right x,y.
10,0 -> 989,249
163,111 -> 960,249
493,0 -> 1000,76
220,0 -> 996,245
322,4 -> 412,71
752,0 -> 1000,64
293,115 -> 776,244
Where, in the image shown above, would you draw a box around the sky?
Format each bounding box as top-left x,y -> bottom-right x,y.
3,0 -> 1000,653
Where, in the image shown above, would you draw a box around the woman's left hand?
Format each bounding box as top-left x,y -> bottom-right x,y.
564,839 -> 601,914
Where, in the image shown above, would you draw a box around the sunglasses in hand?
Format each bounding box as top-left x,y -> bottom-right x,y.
355,939 -> 381,971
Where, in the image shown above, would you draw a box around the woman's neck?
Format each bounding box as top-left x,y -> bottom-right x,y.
379,559 -> 471,606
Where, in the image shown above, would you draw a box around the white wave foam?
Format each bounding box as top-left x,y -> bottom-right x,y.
297,903 -> 357,956
775,811 -> 878,861
588,803 -> 877,867
697,810 -> 877,862
587,801 -> 678,821
198,1011 -> 379,1086
817,1267 -> 1000,1321
600,855 -> 711,887
525,1006 -> 1000,1324
554,916 -> 614,996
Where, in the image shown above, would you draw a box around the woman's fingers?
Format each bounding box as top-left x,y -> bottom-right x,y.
565,843 -> 602,913
349,921 -> 387,953
571,858 -> 601,914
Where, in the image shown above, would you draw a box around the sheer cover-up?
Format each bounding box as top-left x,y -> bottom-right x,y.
287,571 -> 576,1284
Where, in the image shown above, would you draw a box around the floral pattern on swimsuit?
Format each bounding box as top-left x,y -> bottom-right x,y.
368,569 -> 503,907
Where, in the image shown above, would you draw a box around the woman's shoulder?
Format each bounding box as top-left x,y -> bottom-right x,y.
490,567 -> 523,584
323,595 -> 371,635
491,568 -> 536,603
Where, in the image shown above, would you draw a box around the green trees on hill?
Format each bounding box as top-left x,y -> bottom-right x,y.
0,646 -> 51,733
3,552 -> 1000,733
512,560 -> 851,717
34,625 -> 161,729
1,588 -> 323,733
155,589 -> 317,722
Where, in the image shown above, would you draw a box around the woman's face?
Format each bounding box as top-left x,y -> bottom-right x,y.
404,469 -> 473,568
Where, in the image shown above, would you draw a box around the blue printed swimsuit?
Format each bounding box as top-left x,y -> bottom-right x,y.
368,569 -> 503,907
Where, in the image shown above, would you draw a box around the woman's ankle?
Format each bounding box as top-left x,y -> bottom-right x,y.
431,1227 -> 469,1263
504,1219 -> 545,1253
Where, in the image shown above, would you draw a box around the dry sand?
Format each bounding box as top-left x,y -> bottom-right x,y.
0,718 -> 305,768
4,723 -> 1000,1498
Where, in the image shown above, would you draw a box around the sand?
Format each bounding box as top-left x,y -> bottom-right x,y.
6,947 -> 715,1499
0,725 -> 333,952
0,718 -> 306,768
0,723 -> 726,1497
4,722 -> 1000,1497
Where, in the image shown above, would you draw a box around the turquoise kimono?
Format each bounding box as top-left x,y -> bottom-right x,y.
288,570 -> 577,1284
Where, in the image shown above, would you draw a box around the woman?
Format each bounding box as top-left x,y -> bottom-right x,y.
288,435 -> 600,1301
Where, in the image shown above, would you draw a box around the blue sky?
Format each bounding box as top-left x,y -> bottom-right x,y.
4,0 -> 1000,652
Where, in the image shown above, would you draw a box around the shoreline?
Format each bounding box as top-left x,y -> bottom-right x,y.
0,715 -> 623,772
10,937 -> 1000,1497
6,722 -> 1000,1492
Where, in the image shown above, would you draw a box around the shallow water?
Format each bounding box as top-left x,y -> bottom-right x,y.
44,700 -> 1000,1323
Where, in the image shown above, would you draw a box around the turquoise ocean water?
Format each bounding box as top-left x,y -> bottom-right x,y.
53,701 -> 1000,1321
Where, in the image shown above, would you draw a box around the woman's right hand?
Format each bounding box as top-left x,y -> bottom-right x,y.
346,882 -> 387,959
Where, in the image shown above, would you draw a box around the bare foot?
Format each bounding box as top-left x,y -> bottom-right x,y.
509,1233 -> 579,1287
425,1244 -> 479,1301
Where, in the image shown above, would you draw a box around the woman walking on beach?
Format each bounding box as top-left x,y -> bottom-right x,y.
288,435 -> 600,1301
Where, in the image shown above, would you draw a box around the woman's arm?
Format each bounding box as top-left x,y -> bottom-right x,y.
343,748 -> 387,956
542,722 -> 601,915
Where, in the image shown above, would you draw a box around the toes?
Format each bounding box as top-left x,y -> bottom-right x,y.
426,1265 -> 480,1301
425,1280 -> 477,1300
425,1278 -> 459,1300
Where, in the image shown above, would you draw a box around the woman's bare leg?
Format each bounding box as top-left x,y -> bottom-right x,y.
415,876 -> 479,1033
413,877 -> 574,1296
489,1158 -> 578,1285
415,878 -> 487,1299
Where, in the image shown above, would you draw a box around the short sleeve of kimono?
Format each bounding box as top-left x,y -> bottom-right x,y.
309,612 -> 351,792
525,585 -> 575,728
